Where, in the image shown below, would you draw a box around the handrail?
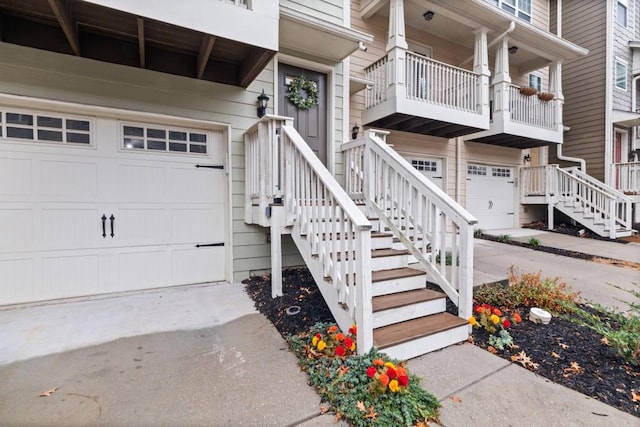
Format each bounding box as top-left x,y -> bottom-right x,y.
567,166 -> 630,200
611,162 -> 640,194
506,84 -> 556,129
343,131 -> 476,321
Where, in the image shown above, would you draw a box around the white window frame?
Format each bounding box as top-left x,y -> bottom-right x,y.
120,121 -> 210,156
407,40 -> 433,59
615,59 -> 628,91
0,108 -> 94,147
528,73 -> 542,92
487,0 -> 532,22
616,0 -> 628,27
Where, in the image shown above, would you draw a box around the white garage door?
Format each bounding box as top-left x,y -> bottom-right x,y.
407,156 -> 444,190
466,164 -> 515,230
0,104 -> 228,305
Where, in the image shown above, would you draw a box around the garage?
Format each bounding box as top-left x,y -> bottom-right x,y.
406,156 -> 444,190
0,100 -> 229,305
466,163 -> 516,230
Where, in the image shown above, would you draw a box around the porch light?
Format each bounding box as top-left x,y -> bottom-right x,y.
508,46 -> 518,55
352,123 -> 360,140
423,10 -> 435,21
257,90 -> 269,118
523,153 -> 531,163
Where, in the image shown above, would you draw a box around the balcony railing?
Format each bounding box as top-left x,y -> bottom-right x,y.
364,55 -> 387,109
507,85 -> 556,130
219,0 -> 250,8
612,162 -> 640,194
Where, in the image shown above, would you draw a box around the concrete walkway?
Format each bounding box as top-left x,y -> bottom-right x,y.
1,231 -> 639,425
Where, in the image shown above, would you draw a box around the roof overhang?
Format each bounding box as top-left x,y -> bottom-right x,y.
613,109 -> 640,127
279,5 -> 374,64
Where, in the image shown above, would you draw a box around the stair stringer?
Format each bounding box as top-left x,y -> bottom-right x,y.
289,223 -> 356,334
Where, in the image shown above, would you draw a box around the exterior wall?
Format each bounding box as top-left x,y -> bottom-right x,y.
280,0 -> 344,25
531,0 -> 550,30
0,42 -> 304,282
554,0 -> 607,180
612,0 -> 635,111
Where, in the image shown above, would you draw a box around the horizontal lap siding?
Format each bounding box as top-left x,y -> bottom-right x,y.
558,0 -> 607,180
0,42 -> 303,282
281,0 -> 343,24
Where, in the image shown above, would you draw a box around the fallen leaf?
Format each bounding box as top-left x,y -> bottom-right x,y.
415,422 -> 428,427
563,361 -> 584,377
487,346 -> 497,354
551,352 -> 561,359
337,365 -> 350,377
632,390 -> 640,402
600,337 -> 610,346
356,401 -> 366,412
364,406 -> 377,420
320,404 -> 329,414
511,351 -> 539,370
39,387 -> 59,397
450,395 -> 462,403
558,342 -> 569,349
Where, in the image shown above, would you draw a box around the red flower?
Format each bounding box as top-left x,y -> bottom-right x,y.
366,366 -> 377,378
502,319 -> 511,328
335,346 -> 346,357
344,337 -> 353,348
314,333 -> 322,339
398,375 -> 409,387
386,367 -> 397,379
348,325 -> 357,335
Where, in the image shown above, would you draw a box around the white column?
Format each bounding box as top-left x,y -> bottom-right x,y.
473,27 -> 491,118
492,37 -> 512,125
549,61 -> 564,130
386,0 -> 408,101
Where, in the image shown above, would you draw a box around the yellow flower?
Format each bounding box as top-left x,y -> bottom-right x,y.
312,336 -> 319,346
317,340 -> 326,351
468,316 -> 477,326
490,314 -> 500,324
388,379 -> 399,392
384,361 -> 396,369
350,343 -> 356,352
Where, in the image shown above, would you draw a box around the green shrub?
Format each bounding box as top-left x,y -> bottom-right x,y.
527,237 -> 540,247
497,234 -> 511,243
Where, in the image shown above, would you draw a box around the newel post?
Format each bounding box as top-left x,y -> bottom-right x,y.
473,27 -> 491,118
385,0 -> 408,102
355,225 -> 373,355
492,37 -> 512,126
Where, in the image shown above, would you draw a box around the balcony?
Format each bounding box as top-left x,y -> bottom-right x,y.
612,162 -> 640,199
362,49 -> 489,138
0,0 -> 279,87
465,84 -> 563,148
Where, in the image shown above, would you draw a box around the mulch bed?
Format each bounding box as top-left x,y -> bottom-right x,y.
243,268 -> 640,418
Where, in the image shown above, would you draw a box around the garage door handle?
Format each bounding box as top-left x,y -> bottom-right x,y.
109,214 -> 115,238
101,214 -> 107,238
195,164 -> 224,169
488,200 -> 493,209
195,242 -> 224,248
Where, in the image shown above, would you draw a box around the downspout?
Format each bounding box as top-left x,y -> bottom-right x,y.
633,75 -> 640,157
459,21 -> 515,67
604,0 -> 614,182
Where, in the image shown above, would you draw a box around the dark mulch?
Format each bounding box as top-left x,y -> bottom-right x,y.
243,268 -> 640,418
524,221 -> 640,244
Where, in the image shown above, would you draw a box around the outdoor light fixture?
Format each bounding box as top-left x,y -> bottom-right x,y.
352,123 -> 360,140
423,10 -> 435,21
508,46 -> 518,55
523,153 -> 531,162
257,89 -> 269,118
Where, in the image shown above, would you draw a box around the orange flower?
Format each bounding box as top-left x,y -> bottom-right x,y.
327,325 -> 338,333
513,313 -> 522,323
396,367 -> 407,377
335,333 -> 345,342
388,379 -> 399,392
378,373 -> 390,387
492,308 -> 502,316
373,358 -> 385,367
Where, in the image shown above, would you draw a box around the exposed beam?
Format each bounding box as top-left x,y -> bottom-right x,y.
238,49 -> 275,88
47,0 -> 80,56
137,17 -> 145,69
197,35 -> 216,79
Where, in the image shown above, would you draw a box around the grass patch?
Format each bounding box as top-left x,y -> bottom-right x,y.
287,323 -> 440,426
527,237 -> 540,247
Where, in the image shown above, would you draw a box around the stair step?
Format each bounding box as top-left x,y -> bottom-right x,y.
335,248 -> 409,261
374,313 -> 468,349
372,289 -> 445,312
371,267 -> 426,296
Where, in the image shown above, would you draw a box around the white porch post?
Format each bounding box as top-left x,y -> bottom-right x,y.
385,0 -> 408,102
549,61 -> 564,133
492,37 -> 512,126
473,27 -> 491,118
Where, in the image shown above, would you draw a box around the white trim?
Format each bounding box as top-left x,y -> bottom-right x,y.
277,53 -> 337,174
397,150 -> 447,191
614,58 -> 628,91
614,128 -> 629,164
605,0 -> 614,184
528,72 -> 543,92
616,0 -> 629,28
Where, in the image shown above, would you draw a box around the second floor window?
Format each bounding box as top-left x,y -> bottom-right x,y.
486,0 -> 532,22
529,74 -> 542,92
617,0 -> 628,27
615,60 -> 627,90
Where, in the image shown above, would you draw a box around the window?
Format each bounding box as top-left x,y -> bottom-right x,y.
617,0 -> 628,27
0,109 -> 92,145
467,165 -> 487,176
486,0 -> 531,22
615,60 -> 628,90
492,167 -> 511,178
528,74 -> 542,92
122,123 -> 208,155
411,159 -> 437,172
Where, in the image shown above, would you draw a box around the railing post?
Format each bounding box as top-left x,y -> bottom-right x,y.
385,0 -> 408,104
355,226 -> 373,355
492,37 -> 512,127
458,224 -> 474,321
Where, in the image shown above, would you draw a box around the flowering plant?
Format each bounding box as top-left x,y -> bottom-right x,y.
365,358 -> 410,394
469,303 -> 521,334
310,324 -> 357,358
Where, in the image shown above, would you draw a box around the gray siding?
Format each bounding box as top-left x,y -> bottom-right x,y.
280,0 -> 344,25
555,0 -> 607,180
612,0 -> 634,111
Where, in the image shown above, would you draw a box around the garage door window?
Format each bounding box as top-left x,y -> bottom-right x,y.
1,110 -> 92,145
492,167 -> 511,178
467,165 -> 487,176
412,159 -> 437,172
122,123 -> 208,155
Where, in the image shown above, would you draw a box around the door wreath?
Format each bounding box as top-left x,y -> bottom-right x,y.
287,75 -> 319,110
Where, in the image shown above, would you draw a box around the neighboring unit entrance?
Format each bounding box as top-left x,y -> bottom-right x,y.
278,63 -> 327,164
466,164 -> 516,230
0,103 -> 228,305
406,156 -> 444,190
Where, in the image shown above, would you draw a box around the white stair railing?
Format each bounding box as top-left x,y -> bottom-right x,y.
612,162 -> 640,194
343,130 -> 477,321
245,116 -> 373,353
556,167 -> 633,238
521,165 -> 556,201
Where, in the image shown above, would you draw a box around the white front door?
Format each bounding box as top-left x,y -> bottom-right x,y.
0,104 -> 228,305
407,156 -> 444,190
466,164 -> 516,230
